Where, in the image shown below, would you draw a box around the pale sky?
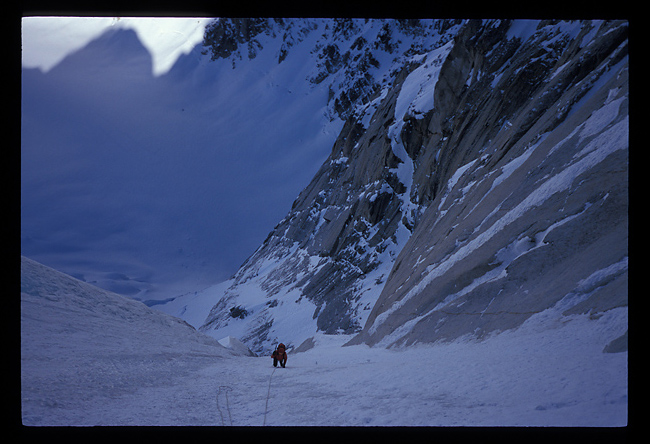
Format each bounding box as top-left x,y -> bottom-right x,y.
21,17 -> 213,76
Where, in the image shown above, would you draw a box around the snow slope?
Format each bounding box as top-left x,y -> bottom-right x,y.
21,257 -> 625,426
20,256 -> 244,426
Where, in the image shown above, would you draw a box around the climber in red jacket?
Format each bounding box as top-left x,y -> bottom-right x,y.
271,343 -> 287,368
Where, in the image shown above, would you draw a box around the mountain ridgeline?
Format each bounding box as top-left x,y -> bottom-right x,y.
195,19 -> 628,353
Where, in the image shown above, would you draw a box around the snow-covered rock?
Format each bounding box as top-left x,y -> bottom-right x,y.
218,336 -> 257,357
192,19 -> 628,355
351,19 -> 629,348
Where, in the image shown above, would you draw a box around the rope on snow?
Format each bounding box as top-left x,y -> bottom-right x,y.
263,367 -> 277,426
215,365 -> 279,426
216,385 -> 233,426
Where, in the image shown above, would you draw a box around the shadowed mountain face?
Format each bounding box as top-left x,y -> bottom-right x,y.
194,19 -> 627,353
21,25 -> 343,300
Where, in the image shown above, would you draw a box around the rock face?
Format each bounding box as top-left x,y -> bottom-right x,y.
202,18 -> 462,120
349,19 -> 629,348
197,19 -> 628,354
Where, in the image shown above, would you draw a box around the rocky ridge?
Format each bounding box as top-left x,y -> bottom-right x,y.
203,18 -> 463,120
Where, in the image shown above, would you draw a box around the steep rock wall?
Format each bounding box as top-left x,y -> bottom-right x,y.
198,19 -> 628,353
349,19 -> 628,348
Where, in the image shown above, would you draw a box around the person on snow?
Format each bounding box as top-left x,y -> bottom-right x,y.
271,343 -> 287,368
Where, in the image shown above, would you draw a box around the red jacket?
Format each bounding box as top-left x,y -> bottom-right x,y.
272,344 -> 287,362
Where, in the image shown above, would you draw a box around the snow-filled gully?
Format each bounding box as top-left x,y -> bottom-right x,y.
187,310 -> 626,427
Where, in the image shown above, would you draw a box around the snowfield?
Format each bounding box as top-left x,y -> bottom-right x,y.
21,257 -> 626,427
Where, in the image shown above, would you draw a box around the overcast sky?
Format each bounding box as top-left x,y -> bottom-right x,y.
22,16 -> 212,75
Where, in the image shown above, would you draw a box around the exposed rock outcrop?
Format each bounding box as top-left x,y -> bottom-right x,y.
350,19 -> 629,348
